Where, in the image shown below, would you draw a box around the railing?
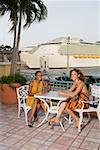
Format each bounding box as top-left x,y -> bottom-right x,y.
47,73 -> 70,81
18,70 -> 100,89
48,80 -> 73,91
19,71 -> 70,82
93,82 -> 100,86
18,71 -> 73,90
18,71 -> 35,82
43,73 -> 73,90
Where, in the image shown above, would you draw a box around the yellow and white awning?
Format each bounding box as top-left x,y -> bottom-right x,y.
73,55 -> 100,59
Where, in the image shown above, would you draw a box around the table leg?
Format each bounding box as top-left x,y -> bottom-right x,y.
37,98 -> 50,127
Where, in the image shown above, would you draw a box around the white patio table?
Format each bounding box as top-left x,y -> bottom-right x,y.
34,90 -> 69,131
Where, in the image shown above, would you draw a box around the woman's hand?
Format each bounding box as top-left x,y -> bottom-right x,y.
41,91 -> 46,95
28,93 -> 34,96
58,91 -> 68,96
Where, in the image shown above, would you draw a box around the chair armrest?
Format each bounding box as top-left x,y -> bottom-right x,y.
81,99 -> 100,109
81,99 -> 99,104
91,99 -> 100,103
81,100 -> 94,109
81,101 -> 85,109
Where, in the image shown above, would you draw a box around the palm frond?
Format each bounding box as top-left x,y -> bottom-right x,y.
22,0 -> 47,27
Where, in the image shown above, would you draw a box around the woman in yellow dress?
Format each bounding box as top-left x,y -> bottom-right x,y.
49,68 -> 89,128
27,71 -> 49,127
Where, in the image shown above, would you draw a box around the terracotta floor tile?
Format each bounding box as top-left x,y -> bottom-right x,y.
71,138 -> 84,148
49,143 -> 69,150
0,104 -> 99,150
85,137 -> 100,144
68,146 -> 81,150
55,135 -> 74,146
18,141 -> 41,150
38,145 -> 50,150
0,145 -> 9,150
87,129 -> 100,139
80,140 -> 99,150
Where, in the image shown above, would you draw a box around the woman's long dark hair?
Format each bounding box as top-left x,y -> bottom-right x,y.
70,68 -> 85,81
35,71 -> 42,79
35,71 -> 41,76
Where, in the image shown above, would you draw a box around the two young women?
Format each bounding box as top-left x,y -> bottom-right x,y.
27,68 -> 89,128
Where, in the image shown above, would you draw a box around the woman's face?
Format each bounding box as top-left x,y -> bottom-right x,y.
35,72 -> 42,81
70,71 -> 78,81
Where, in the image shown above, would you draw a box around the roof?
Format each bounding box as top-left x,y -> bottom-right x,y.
59,43 -> 100,55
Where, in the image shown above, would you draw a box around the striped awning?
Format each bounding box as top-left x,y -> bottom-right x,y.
73,55 -> 100,58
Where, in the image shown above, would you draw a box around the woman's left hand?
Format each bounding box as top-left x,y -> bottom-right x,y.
58,91 -> 65,95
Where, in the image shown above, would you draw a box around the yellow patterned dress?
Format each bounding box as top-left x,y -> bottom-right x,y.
26,80 -> 46,112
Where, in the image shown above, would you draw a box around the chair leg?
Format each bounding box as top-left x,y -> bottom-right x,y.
97,111 -> 100,124
18,106 -> 21,118
60,121 -> 65,132
24,111 -> 28,125
69,115 -> 73,124
37,109 -> 49,128
78,112 -> 83,132
87,112 -> 91,121
64,115 -> 73,124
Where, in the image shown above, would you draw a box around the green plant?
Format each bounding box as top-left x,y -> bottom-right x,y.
0,75 -> 14,84
0,74 -> 27,85
14,74 -> 27,85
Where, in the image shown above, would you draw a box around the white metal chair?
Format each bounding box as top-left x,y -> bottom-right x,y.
75,84 -> 100,132
16,85 -> 31,125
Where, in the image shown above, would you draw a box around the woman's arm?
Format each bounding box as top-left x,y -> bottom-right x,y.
58,82 -> 76,96
43,81 -> 50,92
28,81 -> 34,96
68,82 -> 76,92
68,82 -> 84,98
58,82 -> 83,98
58,91 -> 68,96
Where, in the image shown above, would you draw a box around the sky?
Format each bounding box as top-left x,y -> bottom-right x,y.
0,0 -> 99,49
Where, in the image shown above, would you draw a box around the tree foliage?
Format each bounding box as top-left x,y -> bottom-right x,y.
0,0 -> 47,75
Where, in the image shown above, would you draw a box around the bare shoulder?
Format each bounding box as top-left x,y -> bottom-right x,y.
30,80 -> 34,85
77,80 -> 84,85
42,80 -> 48,85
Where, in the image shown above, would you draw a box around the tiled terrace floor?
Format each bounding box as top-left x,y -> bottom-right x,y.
0,104 -> 100,150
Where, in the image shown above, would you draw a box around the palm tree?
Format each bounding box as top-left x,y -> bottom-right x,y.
0,0 -> 48,75
16,0 -> 47,49
0,0 -> 18,47
0,0 -> 18,75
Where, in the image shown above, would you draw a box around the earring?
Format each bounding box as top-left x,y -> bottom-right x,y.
78,74 -> 80,77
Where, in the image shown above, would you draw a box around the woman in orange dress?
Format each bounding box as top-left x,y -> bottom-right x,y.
49,68 -> 89,127
27,71 -> 49,127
